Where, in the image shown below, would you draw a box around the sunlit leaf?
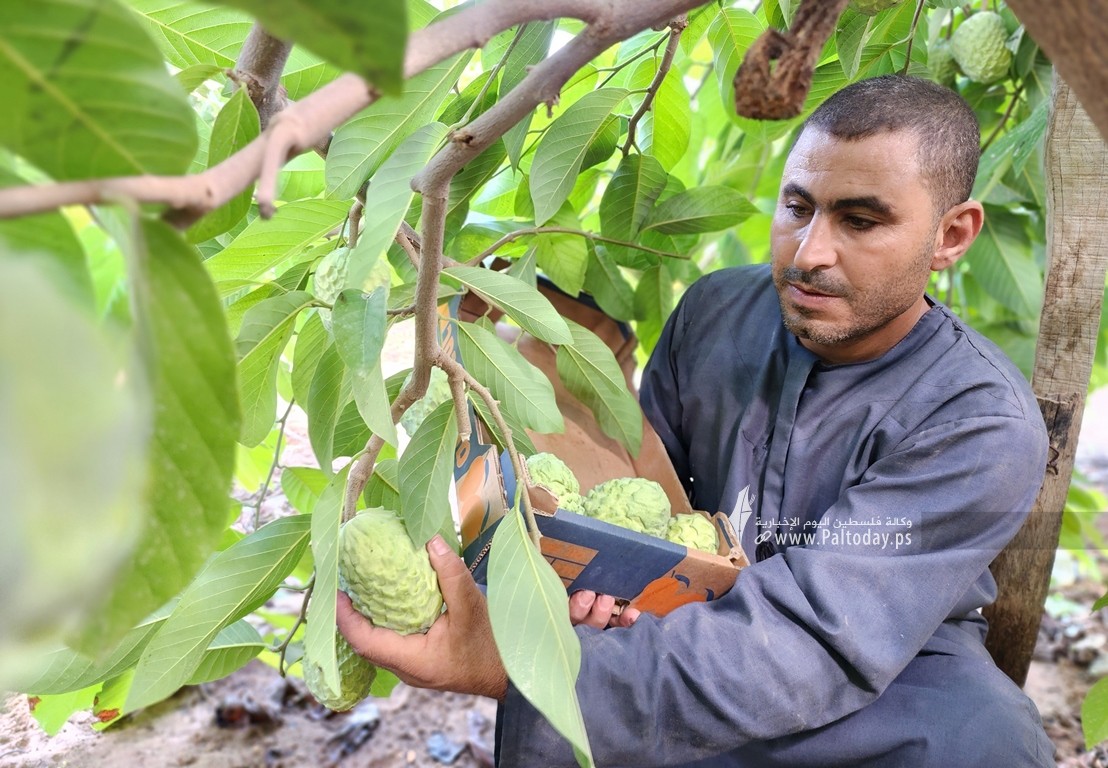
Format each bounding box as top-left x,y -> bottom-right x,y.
499,22 -> 556,169
333,288 -> 397,446
965,207 -> 1043,318
642,187 -> 758,234
306,343 -> 350,472
398,401 -> 458,548
303,466 -> 349,695
442,266 -> 571,344
584,247 -> 635,322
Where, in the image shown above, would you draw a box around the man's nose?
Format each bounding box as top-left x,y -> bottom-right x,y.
793,214 -> 837,271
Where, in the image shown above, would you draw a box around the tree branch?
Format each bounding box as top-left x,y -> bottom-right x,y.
623,17 -> 686,155
467,225 -> 687,265
0,0 -> 625,223
233,25 -> 293,131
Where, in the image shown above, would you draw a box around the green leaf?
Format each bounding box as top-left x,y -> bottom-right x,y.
187,89 -> 261,243
174,63 -> 224,92
292,311 -> 329,405
365,458 -> 402,511
535,205 -> 589,299
530,88 -> 630,225
1084,676 -> 1108,750
0,0 -> 197,179
90,669 -> 133,730
327,53 -> 471,200
628,63 -> 690,172
28,687 -> 98,736
443,266 -> 572,344
304,466 -> 349,694
634,264 -> 673,351
1094,590 -> 1108,614
306,342 -> 350,472
185,620 -> 266,685
581,116 -> 621,172
398,400 -> 459,549
236,291 -> 315,447
225,257 -> 315,338
584,247 -> 635,322
204,200 -> 350,296
281,466 -> 331,515
599,154 -> 669,244
707,8 -> 765,119
0,168 -> 93,308
642,187 -> 758,234
123,0 -> 339,100
488,503 -> 594,768
208,0 -> 406,93
70,219 -> 239,655
468,393 -> 537,456
499,22 -> 556,169
835,9 -> 874,80
456,322 -> 563,434
974,99 -> 1049,202
556,322 -> 642,454
333,288 -> 397,446
348,122 -> 449,290
447,141 -> 508,233
125,509 -> 309,711
965,208 -> 1043,318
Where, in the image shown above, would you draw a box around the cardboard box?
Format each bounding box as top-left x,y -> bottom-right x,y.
446,281 -> 749,618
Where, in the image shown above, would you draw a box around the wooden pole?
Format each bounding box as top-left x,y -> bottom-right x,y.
984,75 -> 1108,686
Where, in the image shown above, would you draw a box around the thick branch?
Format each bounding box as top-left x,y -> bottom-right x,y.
623,17 -> 686,155
233,25 -> 293,130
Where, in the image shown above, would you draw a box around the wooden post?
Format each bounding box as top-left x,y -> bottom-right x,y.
984,75 -> 1108,686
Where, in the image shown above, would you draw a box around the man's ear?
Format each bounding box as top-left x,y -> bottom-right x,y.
931,200 -> 984,271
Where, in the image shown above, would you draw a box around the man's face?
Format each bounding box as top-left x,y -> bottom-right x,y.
770,127 -> 942,364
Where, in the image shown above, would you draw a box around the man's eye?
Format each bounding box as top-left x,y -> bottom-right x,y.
784,202 -> 809,218
845,216 -> 875,230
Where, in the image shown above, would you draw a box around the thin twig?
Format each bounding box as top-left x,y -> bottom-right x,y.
252,398 -> 297,532
347,198 -> 365,248
981,84 -> 1024,152
467,225 -> 688,265
899,0 -> 928,76
277,576 -> 314,676
597,34 -> 668,88
623,18 -> 686,155
456,24 -> 529,129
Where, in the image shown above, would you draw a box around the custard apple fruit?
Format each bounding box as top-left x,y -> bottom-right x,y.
302,631 -> 377,711
927,39 -> 960,86
314,247 -> 392,330
951,12 -> 1012,84
526,453 -> 582,511
338,508 -> 443,634
666,513 -> 719,554
400,367 -> 453,436
849,0 -> 904,15
583,477 -> 671,538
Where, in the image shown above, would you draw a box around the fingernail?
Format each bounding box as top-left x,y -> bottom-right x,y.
429,534 -> 450,556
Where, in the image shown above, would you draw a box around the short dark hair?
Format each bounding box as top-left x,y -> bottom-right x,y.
800,75 -> 980,215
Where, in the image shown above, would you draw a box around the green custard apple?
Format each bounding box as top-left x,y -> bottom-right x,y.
951,12 -> 1012,84
583,477 -> 671,538
526,453 -> 584,512
302,631 -> 377,711
665,513 -> 719,554
399,366 -> 453,436
927,39 -> 960,86
338,508 -> 443,634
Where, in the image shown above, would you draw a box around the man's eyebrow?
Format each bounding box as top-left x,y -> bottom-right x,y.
781,182 -> 894,217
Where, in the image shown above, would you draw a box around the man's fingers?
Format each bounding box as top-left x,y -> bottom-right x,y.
569,590 -> 597,624
426,535 -> 482,613
336,591 -> 418,668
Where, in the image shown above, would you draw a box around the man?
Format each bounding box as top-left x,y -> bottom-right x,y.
338,74 -> 1054,766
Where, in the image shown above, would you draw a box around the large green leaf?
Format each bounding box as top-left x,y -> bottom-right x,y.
556,321 -> 642,455
306,342 -> 350,472
187,89 -> 261,243
225,257 -> 315,338
583,247 -> 635,322
0,256 -> 147,686
332,288 -> 397,446
281,466 -> 331,515
364,458 -> 402,511
291,310 -> 329,405
530,88 -> 629,226
0,0 -> 197,179
974,99 -> 1049,202
488,502 -> 593,768
642,187 -> 758,234
1084,676 -> 1108,750
835,9 -> 874,81
599,154 -> 669,245
0,168 -> 93,308
468,393 -> 537,457
207,0 -> 406,92
122,0 -> 339,100
347,122 -> 449,290
126,515 -> 308,710
303,467 -> 349,695
447,140 -> 508,234
442,266 -> 571,344
500,22 -> 556,169
398,400 -> 459,549
204,199 -> 350,296
965,208 -> 1043,318
70,219 -> 239,655
456,322 -> 563,434
185,619 -> 265,685
707,8 -> 765,121
628,62 -> 690,172
236,291 -> 315,447
327,53 -> 471,200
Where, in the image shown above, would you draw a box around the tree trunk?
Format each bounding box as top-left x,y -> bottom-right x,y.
984,75 -> 1108,686
1007,0 -> 1108,144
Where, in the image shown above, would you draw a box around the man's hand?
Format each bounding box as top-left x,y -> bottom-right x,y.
569,590 -> 641,629
336,534 -> 509,701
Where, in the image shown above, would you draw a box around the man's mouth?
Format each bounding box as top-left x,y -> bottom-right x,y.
788,282 -> 838,298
